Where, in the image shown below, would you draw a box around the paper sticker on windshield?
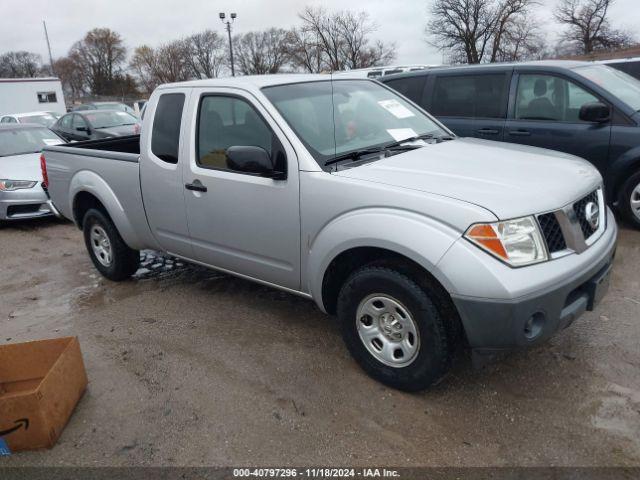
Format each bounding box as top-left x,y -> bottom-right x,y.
378,99 -> 415,119
43,139 -> 63,145
386,128 -> 417,142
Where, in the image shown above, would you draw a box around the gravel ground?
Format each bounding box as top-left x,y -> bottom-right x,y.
0,217 -> 639,467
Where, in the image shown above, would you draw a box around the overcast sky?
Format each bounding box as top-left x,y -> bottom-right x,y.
1,0 -> 639,68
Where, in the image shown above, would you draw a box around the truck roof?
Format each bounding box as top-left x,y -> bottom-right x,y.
157,73 -> 335,91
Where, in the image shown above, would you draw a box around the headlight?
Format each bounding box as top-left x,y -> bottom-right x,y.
0,180 -> 38,191
464,216 -> 548,267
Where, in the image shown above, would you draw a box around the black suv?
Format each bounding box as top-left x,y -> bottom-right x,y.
381,60 -> 640,227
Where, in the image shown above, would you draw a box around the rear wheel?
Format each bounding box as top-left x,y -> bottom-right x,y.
619,171 -> 640,229
82,208 -> 140,281
337,265 -> 457,392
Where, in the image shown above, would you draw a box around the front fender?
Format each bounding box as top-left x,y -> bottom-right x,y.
69,170 -> 147,250
306,208 -> 463,312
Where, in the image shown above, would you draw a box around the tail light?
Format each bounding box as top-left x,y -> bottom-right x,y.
134,123 -> 141,135
40,153 -> 49,189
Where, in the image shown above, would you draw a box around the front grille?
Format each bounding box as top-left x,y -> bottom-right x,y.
573,190 -> 599,239
538,212 -> 567,253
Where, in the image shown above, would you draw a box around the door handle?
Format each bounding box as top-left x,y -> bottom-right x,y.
185,181 -> 207,192
477,128 -> 499,135
508,130 -> 531,137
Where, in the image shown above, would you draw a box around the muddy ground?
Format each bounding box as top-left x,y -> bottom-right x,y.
0,217 -> 639,467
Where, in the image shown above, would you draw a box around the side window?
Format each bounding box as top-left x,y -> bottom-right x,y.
515,74 -> 599,122
197,95 -> 283,173
60,115 -> 72,129
151,93 -> 185,164
72,114 -> 87,129
431,74 -> 507,118
383,76 -> 426,104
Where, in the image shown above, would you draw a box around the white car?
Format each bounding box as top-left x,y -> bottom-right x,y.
0,124 -> 65,222
0,111 -> 61,128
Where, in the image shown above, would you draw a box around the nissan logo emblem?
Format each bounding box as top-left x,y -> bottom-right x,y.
585,201 -> 600,229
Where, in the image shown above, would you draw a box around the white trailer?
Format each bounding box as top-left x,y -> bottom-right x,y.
0,77 -> 66,116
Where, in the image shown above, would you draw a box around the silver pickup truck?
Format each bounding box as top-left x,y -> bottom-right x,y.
43,75 -> 617,391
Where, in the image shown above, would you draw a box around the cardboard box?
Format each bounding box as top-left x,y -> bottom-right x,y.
0,337 -> 87,454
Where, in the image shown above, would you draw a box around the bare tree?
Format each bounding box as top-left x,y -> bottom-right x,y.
186,30 -> 226,79
555,0 -> 634,54
52,56 -> 86,102
130,40 -> 192,93
233,28 -> 291,75
495,16 -> 547,61
287,27 -> 325,73
295,6 -> 395,72
130,45 -> 159,93
427,0 -> 538,64
0,51 -> 42,77
70,28 -> 127,95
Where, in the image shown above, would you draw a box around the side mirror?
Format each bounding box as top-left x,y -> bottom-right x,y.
579,102 -> 611,123
226,146 -> 285,179
76,126 -> 90,134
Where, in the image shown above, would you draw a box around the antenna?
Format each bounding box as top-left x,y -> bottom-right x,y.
43,20 -> 55,76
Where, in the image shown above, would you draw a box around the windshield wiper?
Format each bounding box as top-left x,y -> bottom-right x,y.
325,133 -> 437,167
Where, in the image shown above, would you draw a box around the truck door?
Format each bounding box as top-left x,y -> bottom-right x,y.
139,90 -> 194,257
182,89 -> 301,290
504,72 -> 611,172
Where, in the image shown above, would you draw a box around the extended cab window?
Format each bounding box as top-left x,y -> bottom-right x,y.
197,95 -> 281,172
431,74 -> 508,118
515,74 -> 599,122
151,93 -> 185,164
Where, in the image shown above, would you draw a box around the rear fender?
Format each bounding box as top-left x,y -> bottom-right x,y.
69,170 -> 146,250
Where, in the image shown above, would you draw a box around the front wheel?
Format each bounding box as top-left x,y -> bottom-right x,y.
82,208 -> 140,281
337,266 -> 457,392
619,171 -> 640,229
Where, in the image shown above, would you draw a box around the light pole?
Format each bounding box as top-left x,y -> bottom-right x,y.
219,12 -> 237,76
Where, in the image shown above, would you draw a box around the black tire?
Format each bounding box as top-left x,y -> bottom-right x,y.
337,265 -> 456,392
82,208 -> 140,281
619,170 -> 640,229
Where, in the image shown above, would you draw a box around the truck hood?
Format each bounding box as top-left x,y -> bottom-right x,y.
0,152 -> 43,182
334,138 -> 602,219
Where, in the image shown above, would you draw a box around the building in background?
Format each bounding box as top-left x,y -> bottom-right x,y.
0,78 -> 66,116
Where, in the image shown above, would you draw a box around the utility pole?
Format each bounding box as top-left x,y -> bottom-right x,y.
219,12 -> 237,76
42,20 -> 56,76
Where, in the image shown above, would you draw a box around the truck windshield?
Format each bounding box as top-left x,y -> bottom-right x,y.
85,111 -> 137,129
262,79 -> 446,168
574,64 -> 640,111
0,128 -> 64,157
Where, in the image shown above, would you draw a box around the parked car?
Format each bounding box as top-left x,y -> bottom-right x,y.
132,99 -> 147,117
0,111 -> 61,128
72,101 -> 136,116
380,60 -> 640,227
0,124 -> 65,223
43,75 -> 617,391
51,110 -> 141,142
598,57 -> 640,81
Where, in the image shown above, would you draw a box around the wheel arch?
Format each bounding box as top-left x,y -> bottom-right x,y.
69,170 -> 146,250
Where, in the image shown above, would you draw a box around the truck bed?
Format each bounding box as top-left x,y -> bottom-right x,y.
43,134 -> 157,251
48,135 -> 140,162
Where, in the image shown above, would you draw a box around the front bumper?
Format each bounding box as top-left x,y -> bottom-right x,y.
441,209 -> 618,361
0,186 -> 52,221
